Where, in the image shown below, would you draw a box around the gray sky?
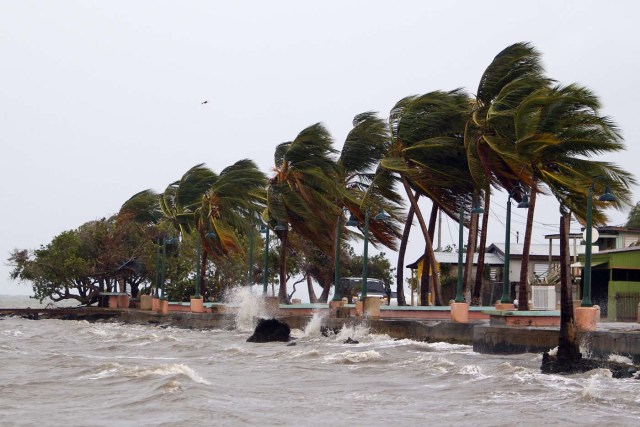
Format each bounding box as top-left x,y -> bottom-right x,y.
2,0 -> 639,296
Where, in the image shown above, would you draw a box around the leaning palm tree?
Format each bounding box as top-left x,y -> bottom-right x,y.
506,83 -> 634,310
119,189 -> 163,225
160,161 -> 266,296
194,159 -> 266,294
465,42 -> 551,305
328,112 -> 404,302
267,123 -> 341,303
381,89 -> 476,305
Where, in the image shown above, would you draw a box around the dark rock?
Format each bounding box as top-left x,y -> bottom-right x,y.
21,312 -> 39,320
287,342 -> 297,346
541,352 -> 639,379
344,337 -> 359,344
321,326 -> 340,337
247,318 -> 291,343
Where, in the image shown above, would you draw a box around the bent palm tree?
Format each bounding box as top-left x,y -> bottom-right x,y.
267,123 -> 340,303
161,161 -> 266,296
329,112 -> 404,302
381,89 -> 475,305
465,42 -> 550,305
507,83 -> 634,310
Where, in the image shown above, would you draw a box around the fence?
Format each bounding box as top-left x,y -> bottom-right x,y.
615,293 -> 640,322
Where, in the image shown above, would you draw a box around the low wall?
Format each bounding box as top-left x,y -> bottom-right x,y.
473,325 -> 640,363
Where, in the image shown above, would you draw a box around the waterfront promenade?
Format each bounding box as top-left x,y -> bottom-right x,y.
2,301 -> 640,363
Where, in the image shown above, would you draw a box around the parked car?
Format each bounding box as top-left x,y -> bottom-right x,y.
338,277 -> 397,306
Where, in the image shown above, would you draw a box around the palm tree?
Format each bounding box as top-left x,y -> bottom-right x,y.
267,123 -> 340,303
119,189 -> 163,225
160,161 -> 266,296
381,89 -> 476,305
507,83 -> 634,310
465,42 -> 550,305
329,112 -> 404,302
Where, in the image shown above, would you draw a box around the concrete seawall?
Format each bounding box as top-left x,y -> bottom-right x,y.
3,307 -> 640,363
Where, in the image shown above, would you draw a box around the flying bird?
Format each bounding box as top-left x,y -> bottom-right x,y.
201,100 -> 208,105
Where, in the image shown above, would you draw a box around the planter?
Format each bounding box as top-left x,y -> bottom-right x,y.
264,296 -> 280,315
190,297 -> 204,313
363,296 -> 382,318
117,294 -> 130,309
158,299 -> 169,315
450,302 -> 469,323
140,295 -> 153,311
575,306 -> 597,331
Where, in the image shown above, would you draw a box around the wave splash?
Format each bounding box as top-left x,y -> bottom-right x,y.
80,362 -> 211,385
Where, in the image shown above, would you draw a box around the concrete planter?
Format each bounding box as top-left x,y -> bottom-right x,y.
495,302 -> 515,311
575,306 -> 597,331
190,297 -> 204,313
152,297 -> 160,311
158,299 -> 169,315
118,294 -> 130,309
363,296 -> 382,318
450,302 -> 469,323
264,296 -> 280,315
140,295 -> 153,311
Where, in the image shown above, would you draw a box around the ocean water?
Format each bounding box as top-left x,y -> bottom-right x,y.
1,292 -> 640,426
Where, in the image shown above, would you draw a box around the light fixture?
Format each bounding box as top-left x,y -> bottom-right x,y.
374,209 -> 391,221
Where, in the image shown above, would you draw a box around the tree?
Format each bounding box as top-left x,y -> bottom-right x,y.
465,42 -> 550,306
161,161 -> 266,297
8,216 -> 158,304
508,83 -> 634,309
341,248 -> 395,287
626,201 -> 640,229
330,112 -> 403,302
267,123 -> 340,303
381,89 -> 475,305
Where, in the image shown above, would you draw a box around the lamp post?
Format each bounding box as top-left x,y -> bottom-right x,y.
194,233 -> 201,298
500,185 -> 530,303
346,209 -> 390,299
247,221 -> 254,286
154,237 -> 161,298
332,212 -> 343,302
582,177 -> 616,307
455,200 -> 484,303
160,237 -> 179,300
260,223 -> 270,295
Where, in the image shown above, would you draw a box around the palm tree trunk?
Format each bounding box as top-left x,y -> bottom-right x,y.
427,204 -> 439,305
278,230 -> 289,303
472,191 -> 490,305
401,178 -> 442,305
518,176 -> 538,311
396,196 -> 418,306
307,274 -> 318,303
557,207 -> 581,364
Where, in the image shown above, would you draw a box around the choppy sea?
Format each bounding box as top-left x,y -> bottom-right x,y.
1,291 -> 640,426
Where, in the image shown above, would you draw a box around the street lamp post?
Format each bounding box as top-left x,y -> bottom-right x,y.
455,200 -> 484,303
500,185 -> 530,304
194,233 -> 201,298
154,237 -> 161,298
332,213 -> 343,302
346,209 -> 390,300
160,237 -> 167,299
260,224 -> 270,295
160,237 -> 179,300
582,177 -> 616,307
247,221 -> 254,286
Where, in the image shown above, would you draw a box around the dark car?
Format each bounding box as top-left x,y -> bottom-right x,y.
338,277 -> 397,305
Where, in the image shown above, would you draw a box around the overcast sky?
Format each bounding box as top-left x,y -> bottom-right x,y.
2,0 -> 639,296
